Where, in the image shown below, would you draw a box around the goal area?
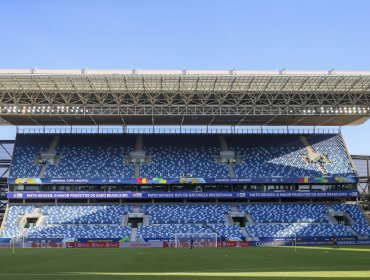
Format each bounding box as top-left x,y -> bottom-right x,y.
173,233 -> 218,248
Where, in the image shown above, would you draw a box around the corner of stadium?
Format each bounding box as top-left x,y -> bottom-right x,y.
0,69 -> 370,280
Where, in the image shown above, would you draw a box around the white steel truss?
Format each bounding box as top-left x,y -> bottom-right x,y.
0,69 -> 369,125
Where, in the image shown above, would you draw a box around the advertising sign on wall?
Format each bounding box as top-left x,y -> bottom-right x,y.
66,242 -> 119,248
7,191 -> 358,200
8,175 -> 358,185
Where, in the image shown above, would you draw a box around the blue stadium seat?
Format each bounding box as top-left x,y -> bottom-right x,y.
227,134 -> 356,178
351,224 -> 370,237
10,134 -> 356,179
308,135 -> 355,176
1,203 -> 367,241
42,205 -> 132,225
246,223 -> 354,238
26,225 -> 131,239
1,205 -> 132,240
138,225 -> 243,240
332,204 -> 368,224
45,135 -> 136,178
238,204 -> 328,223
10,135 -> 52,177
140,135 -> 229,178
0,206 -> 35,238
142,204 -> 230,224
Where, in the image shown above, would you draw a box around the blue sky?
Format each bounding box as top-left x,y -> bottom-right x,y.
0,0 -> 369,154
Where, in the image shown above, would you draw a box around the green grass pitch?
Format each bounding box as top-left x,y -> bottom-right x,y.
1,246 -> 370,279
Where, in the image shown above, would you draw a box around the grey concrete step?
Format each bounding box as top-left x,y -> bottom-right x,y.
131,228 -> 138,242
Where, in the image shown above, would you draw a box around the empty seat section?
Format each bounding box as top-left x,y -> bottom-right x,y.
42,205 -> 132,224
351,224 -> 370,236
308,135 -> 355,176
138,225 -> 243,240
227,134 -> 356,178
228,135 -> 320,178
45,135 -> 136,178
139,204 -> 243,240
246,223 -> 354,238
10,135 -> 52,177
27,225 -> 131,239
239,204 -> 328,223
0,206 -> 35,238
1,205 -> 132,240
142,204 -> 230,224
241,203 -> 367,239
2,203 -> 367,241
140,135 -> 229,178
332,204 -> 368,224
10,134 -> 355,179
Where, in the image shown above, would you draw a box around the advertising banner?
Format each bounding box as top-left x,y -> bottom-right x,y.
8,176 -> 358,185
219,241 -> 250,247
7,191 -> 359,200
31,242 -> 64,248
162,241 -> 217,248
251,240 -> 370,247
0,242 -> 24,248
0,238 -> 11,243
77,238 -> 122,242
252,240 -> 293,247
25,237 -> 64,242
251,236 -> 360,247
119,241 -> 163,248
66,242 -> 119,248
256,236 -> 356,242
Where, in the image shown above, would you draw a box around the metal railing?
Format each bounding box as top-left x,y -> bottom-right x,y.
16,126 -> 341,135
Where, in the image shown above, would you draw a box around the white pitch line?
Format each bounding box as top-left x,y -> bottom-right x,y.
192,265 -> 370,273
70,271 -> 370,278
275,246 -> 370,253
1,270 -> 370,278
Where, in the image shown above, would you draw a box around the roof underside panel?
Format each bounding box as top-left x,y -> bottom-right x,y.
0,114 -> 367,126
0,70 -> 369,126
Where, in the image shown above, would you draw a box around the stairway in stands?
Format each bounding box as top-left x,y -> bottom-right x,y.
130,205 -> 142,241
219,136 -> 235,178
134,136 -> 143,177
0,204 -> 9,236
38,135 -> 60,178
365,211 -> 370,224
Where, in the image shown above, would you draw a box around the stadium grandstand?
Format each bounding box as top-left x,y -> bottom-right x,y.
0,69 -> 370,248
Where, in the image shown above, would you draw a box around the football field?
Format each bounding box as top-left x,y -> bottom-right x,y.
1,246 -> 370,280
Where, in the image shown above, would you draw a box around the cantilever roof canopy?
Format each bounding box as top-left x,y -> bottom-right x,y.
0,69 -> 369,126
